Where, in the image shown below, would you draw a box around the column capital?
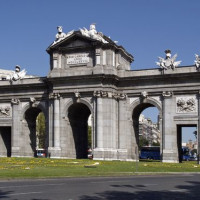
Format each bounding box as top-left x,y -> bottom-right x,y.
11,98 -> 20,105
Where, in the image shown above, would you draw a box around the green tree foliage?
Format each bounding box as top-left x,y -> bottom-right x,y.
193,130 -> 197,139
36,112 -> 46,149
152,141 -> 160,146
139,136 -> 149,149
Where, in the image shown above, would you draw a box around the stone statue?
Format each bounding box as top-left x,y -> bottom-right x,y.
8,65 -> 27,82
194,54 -> 200,68
79,24 -> 108,44
156,50 -> 181,70
55,26 -> 66,41
51,26 -> 74,46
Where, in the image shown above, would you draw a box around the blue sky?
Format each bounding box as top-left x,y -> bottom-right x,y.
0,0 -> 199,142
0,0 -> 199,76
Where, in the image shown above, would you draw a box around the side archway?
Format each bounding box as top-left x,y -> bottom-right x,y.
129,97 -> 162,161
21,103 -> 48,157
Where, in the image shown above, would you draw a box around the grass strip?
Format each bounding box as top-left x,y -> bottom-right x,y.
0,157 -> 199,179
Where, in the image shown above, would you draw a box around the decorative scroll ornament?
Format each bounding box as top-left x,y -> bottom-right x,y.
156,50 -> 181,70
162,91 -> 173,97
0,106 -> 11,116
79,24 -> 108,44
93,90 -> 101,97
49,93 -> 60,100
11,98 -> 20,105
194,54 -> 200,68
94,90 -> 127,100
51,26 -> 74,46
113,93 -> 127,100
176,97 -> 197,113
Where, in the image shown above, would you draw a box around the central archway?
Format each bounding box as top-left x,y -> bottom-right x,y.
68,103 -> 91,159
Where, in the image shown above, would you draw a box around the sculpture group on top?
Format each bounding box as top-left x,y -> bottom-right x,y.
195,54 -> 200,68
79,23 -> 108,44
0,65 -> 27,82
156,50 -> 182,70
52,24 -> 109,46
53,26 -> 74,45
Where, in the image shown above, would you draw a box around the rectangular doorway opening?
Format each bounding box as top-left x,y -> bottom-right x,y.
177,125 -> 197,162
0,127 -> 11,157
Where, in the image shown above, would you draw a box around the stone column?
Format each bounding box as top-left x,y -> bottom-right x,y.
94,91 -> 103,148
54,94 -> 60,148
116,93 -> 128,160
48,93 -> 61,158
11,98 -> 21,157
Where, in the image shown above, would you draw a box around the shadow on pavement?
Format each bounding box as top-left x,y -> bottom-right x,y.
79,180 -> 200,200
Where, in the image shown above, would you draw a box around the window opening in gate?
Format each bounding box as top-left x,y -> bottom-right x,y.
177,125 -> 197,162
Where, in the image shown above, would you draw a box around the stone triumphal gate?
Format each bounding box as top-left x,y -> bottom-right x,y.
0,24 -> 200,163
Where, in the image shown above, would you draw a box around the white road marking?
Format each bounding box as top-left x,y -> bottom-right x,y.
91,180 -> 130,183
170,189 -> 188,193
0,183 -> 64,189
0,191 -> 42,196
143,184 -> 158,186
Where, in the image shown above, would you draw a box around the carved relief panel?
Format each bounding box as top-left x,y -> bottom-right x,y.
176,96 -> 197,113
0,104 -> 11,117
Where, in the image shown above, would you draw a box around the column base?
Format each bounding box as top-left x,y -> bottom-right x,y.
162,149 -> 179,163
93,148 -> 129,161
48,147 -> 61,158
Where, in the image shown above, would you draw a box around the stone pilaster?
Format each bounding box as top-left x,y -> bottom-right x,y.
162,91 -> 179,163
48,93 -> 61,157
11,98 -> 21,157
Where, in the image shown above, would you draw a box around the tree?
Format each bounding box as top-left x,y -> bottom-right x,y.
193,131 -> 197,139
139,136 -> 149,149
36,112 -> 46,149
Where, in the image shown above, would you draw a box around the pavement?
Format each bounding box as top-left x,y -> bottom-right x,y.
0,174 -> 200,200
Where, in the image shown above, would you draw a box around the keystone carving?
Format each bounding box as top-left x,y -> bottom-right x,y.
74,91 -> 81,98
141,91 -> 148,98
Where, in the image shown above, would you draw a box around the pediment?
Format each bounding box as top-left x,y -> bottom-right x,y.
47,33 -> 99,53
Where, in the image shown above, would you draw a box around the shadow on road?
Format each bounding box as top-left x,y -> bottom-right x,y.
79,180 -> 200,200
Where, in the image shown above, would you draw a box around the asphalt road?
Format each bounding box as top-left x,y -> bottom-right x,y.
0,174 -> 200,200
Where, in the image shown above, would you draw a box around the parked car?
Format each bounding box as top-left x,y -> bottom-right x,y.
87,148 -> 93,159
182,154 -> 190,161
36,149 -> 46,158
189,156 -> 197,161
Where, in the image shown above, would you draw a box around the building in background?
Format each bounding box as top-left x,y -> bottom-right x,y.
139,114 -> 160,146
